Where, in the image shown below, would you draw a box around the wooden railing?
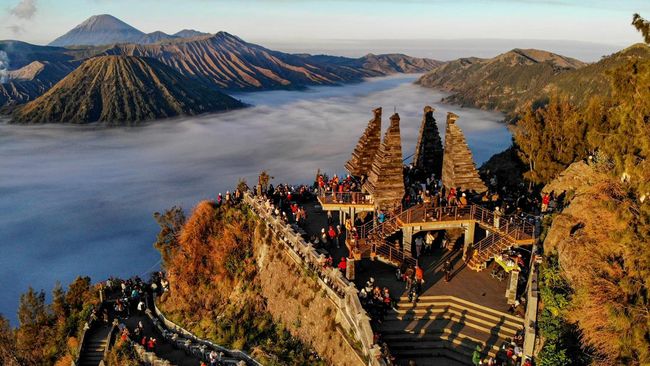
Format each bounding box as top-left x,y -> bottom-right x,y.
245,192 -> 381,365
318,191 -> 372,205
353,203 -> 535,270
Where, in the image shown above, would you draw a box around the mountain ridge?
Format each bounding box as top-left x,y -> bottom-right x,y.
11,55 -> 243,125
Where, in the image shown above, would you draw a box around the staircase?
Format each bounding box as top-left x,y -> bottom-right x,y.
77,324 -> 111,366
380,295 -> 524,365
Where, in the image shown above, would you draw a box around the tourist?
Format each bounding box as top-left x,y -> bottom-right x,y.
377,210 -> 386,224
147,337 -> 157,351
493,207 -> 502,230
320,228 -> 328,247
336,225 -> 343,248
541,193 -> 550,213
472,345 -> 482,366
328,225 -> 337,246
337,257 -> 347,272
425,231 -> 435,254
137,300 -> 145,314
415,236 -> 423,258
443,260 -> 452,282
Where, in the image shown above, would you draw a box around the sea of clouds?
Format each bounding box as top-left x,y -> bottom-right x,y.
0,74 -> 510,322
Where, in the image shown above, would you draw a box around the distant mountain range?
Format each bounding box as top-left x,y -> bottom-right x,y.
417,45 -> 650,114
48,14 -> 211,47
12,56 -> 242,125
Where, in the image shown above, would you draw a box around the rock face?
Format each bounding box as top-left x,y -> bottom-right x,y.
441,112 -> 487,193
413,106 -> 444,179
363,113 -> 405,211
12,56 -> 243,125
49,14 -> 146,47
345,108 -> 382,177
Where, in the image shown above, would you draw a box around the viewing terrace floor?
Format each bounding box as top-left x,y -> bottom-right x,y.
305,201 -> 512,314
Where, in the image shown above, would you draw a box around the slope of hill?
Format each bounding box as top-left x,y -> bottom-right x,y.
100,32 -> 371,90
541,43 -> 650,106
49,14 -> 146,47
416,48 -> 586,112
12,56 -> 243,125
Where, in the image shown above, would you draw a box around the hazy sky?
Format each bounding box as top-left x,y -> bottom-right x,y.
1,0 -> 649,48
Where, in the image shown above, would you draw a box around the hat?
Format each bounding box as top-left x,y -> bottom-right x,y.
462,193 -> 466,197
321,228 -> 325,233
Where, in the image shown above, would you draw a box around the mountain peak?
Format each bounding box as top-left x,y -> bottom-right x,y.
76,14 -> 141,32
173,29 -> 210,38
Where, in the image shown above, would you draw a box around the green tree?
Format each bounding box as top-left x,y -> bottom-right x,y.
15,288 -> 56,365
153,206 -> 186,266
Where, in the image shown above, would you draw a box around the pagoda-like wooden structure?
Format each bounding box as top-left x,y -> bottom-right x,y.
441,112 -> 488,193
363,113 -> 405,211
413,106 -> 443,179
345,108 -> 382,178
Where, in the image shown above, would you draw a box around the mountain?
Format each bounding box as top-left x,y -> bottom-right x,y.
416,48 -> 586,113
98,32 -> 372,90
305,53 -> 441,74
138,31 -> 178,44
49,14 -> 146,47
12,56 -> 243,125
0,60 -> 79,107
173,29 -> 210,38
0,40 -> 74,70
540,43 -> 650,107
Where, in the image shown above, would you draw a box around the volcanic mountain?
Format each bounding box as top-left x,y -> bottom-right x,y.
49,14 -> 147,47
12,56 -> 243,125
0,60 -> 79,107
417,48 -> 586,112
99,31 -> 373,90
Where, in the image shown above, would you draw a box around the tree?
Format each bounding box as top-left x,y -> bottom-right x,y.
0,314 -> 20,366
15,288 -> 56,365
153,206 -> 186,267
632,13 -> 650,44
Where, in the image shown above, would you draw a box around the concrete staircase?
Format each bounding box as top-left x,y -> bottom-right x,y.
77,324 -> 111,366
379,295 -> 524,365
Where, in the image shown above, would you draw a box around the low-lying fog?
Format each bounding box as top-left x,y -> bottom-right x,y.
0,74 -> 510,322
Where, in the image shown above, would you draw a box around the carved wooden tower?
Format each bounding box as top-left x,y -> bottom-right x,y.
441,112 -> 487,193
413,105 -> 443,179
363,113 -> 405,211
345,108 -> 382,178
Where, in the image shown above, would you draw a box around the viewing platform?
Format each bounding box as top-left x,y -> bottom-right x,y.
317,191 -> 375,212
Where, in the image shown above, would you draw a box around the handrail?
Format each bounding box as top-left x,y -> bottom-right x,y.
319,191 -> 372,205
354,203 -> 535,270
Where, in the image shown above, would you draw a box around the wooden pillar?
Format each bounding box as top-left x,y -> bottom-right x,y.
346,257 -> 356,280
402,226 -> 413,256
462,223 -> 475,261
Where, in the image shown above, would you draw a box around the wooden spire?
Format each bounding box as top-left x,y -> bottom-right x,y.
345,107 -> 382,177
441,112 -> 487,193
363,113 -> 405,210
413,105 -> 443,179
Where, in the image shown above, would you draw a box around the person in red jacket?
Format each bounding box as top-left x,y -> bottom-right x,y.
338,257 -> 347,272
147,337 -> 156,351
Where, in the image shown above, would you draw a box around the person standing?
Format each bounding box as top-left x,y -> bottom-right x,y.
415,236 -> 423,258
443,260 -> 452,282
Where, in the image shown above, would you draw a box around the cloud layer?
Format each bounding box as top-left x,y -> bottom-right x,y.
0,75 -> 509,323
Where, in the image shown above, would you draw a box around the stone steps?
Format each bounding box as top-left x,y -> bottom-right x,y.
379,295 -> 522,365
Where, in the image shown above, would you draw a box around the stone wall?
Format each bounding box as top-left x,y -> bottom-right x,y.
245,193 -> 380,366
